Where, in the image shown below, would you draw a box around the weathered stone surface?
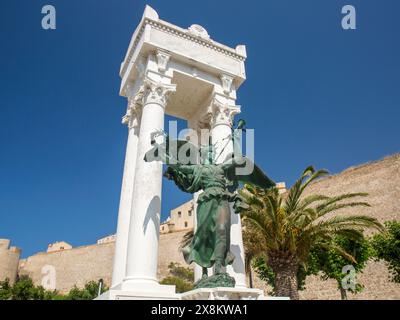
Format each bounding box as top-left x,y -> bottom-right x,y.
181,287 -> 266,300
0,239 -> 21,285
19,242 -> 114,293
17,230 -> 189,294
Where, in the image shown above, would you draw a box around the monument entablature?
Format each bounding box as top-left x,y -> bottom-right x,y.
118,5 -> 246,124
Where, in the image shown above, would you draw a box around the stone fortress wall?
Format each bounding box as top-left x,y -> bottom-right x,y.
7,201 -> 195,293
298,153 -> 400,299
17,231 -> 188,294
1,154 -> 399,298
18,242 -> 115,293
0,239 -> 21,285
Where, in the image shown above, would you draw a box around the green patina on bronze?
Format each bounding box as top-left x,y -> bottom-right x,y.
194,273 -> 236,289
145,121 -> 275,288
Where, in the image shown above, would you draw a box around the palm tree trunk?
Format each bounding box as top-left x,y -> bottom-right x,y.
274,264 -> 299,300
268,252 -> 299,300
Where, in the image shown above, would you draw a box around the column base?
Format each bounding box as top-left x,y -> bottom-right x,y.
181,287 -> 287,300
95,286 -> 289,300
96,281 -> 179,300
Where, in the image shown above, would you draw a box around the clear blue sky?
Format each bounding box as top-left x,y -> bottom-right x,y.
0,0 -> 399,257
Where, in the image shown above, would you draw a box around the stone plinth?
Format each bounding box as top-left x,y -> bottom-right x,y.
96,286 -> 289,300
96,285 -> 180,300
181,287 -> 266,300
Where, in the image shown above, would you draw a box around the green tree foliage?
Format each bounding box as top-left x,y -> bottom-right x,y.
10,275 -> 37,300
160,262 -> 194,293
0,278 -> 12,300
309,236 -> 372,299
0,275 -> 59,300
371,220 -> 400,283
66,280 -> 108,300
252,236 -> 372,299
240,165 -> 384,299
0,275 -> 107,300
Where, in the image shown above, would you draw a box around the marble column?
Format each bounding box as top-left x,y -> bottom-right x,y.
121,76 -> 176,291
210,96 -> 247,288
111,85 -> 143,287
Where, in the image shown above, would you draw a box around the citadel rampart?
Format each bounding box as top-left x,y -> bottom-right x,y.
19,242 -> 115,293
0,239 -> 21,285
300,153 -> 400,299
17,231 -> 188,294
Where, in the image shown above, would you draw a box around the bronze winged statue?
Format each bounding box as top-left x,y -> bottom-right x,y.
144,121 -> 275,288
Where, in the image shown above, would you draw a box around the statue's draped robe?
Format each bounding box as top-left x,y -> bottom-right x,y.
165,164 -> 236,268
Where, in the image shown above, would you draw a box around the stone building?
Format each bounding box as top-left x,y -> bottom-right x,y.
47,241 -> 72,253
97,235 -> 117,244
1,154 -> 399,298
160,200 -> 194,234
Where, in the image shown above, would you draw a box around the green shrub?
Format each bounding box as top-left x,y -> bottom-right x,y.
160,262 -> 194,293
371,220 -> 400,283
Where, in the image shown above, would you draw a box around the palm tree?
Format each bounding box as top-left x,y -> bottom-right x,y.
239,166 -> 384,300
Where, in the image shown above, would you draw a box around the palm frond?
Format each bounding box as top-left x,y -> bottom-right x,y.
179,230 -> 194,250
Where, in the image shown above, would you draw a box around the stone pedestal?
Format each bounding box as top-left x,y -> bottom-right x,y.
96,286 -> 180,300
97,287 -> 289,300
181,287 -> 266,300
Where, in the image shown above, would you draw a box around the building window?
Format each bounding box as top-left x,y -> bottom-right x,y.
60,247 -> 64,250
188,210 -> 192,216
184,221 -> 188,228
178,211 -> 182,218
162,226 -> 164,231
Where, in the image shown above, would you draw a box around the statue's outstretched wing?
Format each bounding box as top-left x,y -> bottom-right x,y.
222,153 -> 275,191
144,138 -> 199,165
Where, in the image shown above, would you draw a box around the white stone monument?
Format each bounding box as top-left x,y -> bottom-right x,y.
98,5 -> 264,300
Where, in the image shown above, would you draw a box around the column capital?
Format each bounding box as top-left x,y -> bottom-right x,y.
209,96 -> 241,128
122,84 -> 144,129
142,76 -> 176,108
